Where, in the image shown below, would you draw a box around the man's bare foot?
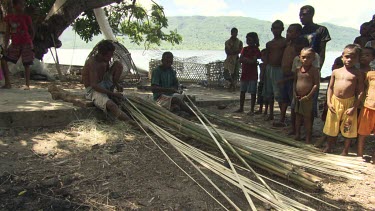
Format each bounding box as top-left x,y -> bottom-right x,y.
1,84 -> 11,89
234,109 -> 244,113
23,85 -> 30,90
322,147 -> 332,153
340,151 -> 349,156
287,131 -> 296,136
254,110 -> 262,115
265,115 -> 274,121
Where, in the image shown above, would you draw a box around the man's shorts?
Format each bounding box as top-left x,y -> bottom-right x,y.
358,107 -> 375,136
86,89 -> 110,112
323,95 -> 357,138
279,76 -> 293,104
263,65 -> 283,102
3,43 -> 34,65
85,65 -> 116,112
240,80 -> 257,94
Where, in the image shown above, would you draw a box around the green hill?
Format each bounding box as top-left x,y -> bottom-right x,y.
59,16 -> 359,52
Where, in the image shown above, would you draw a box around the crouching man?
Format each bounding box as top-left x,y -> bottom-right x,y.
151,51 -> 192,114
82,40 -> 132,121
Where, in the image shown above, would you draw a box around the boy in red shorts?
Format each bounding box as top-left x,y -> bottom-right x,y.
1,0 -> 34,90
357,47 -> 375,159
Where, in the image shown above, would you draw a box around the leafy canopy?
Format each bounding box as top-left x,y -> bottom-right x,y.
25,0 -> 182,48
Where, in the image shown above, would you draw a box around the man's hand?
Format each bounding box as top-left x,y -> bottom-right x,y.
345,107 -> 355,116
328,103 -> 336,114
112,92 -> 123,99
116,84 -> 123,92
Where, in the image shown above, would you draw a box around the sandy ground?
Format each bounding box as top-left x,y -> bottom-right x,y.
1,77 -> 375,210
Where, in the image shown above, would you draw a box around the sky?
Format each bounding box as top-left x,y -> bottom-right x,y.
139,0 -> 374,29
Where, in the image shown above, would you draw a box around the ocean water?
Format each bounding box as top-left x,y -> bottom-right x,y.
43,49 -> 341,78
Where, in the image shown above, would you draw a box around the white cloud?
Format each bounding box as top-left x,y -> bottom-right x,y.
173,0 -> 228,16
272,0 -> 374,29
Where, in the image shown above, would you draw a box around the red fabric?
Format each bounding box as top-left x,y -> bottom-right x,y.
4,14 -> 32,45
240,46 -> 261,81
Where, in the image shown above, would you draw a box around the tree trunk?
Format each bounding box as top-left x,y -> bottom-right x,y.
33,0 -> 123,60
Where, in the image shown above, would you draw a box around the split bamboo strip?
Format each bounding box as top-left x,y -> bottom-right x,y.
184,96 -> 280,201
185,103 -> 258,210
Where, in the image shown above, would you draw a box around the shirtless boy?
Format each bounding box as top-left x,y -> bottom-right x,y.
294,48 -> 320,144
323,44 -> 364,155
264,20 -> 287,120
274,23 -> 303,127
357,47 -> 375,158
82,40 -> 132,122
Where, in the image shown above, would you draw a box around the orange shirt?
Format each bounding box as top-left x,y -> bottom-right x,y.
364,71 -> 375,110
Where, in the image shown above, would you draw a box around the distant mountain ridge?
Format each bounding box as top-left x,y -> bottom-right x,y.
59,16 -> 359,52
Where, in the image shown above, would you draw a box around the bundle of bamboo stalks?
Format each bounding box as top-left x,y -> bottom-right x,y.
121,95 -> 364,191
122,96 -> 340,210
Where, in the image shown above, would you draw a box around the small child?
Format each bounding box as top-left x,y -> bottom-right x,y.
315,56 -> 344,148
235,32 -> 261,114
321,56 -> 344,122
1,0 -> 34,90
255,49 -> 269,115
323,44 -> 364,155
357,47 -> 375,158
293,47 -> 320,144
289,37 -> 320,135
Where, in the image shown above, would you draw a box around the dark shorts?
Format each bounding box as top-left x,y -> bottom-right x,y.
3,43 -> 34,65
240,80 -> 257,94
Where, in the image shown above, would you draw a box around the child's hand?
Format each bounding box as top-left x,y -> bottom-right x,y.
328,103 -> 336,114
300,96 -> 309,102
345,107 -> 355,116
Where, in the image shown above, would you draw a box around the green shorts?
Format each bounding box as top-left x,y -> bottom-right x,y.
263,65 -> 283,101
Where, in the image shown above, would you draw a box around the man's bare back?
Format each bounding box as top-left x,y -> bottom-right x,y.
331,67 -> 360,99
82,56 -> 108,88
266,38 -> 286,66
295,66 -> 319,97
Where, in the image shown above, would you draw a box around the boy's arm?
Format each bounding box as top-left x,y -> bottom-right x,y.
327,70 -> 336,113
293,71 -> 298,99
303,68 -> 320,100
351,72 -> 365,110
90,63 -> 121,98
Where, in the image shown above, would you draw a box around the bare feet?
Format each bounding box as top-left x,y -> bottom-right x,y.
265,115 -> 274,121
254,110 -> 262,115
322,146 -> 332,153
273,121 -> 286,127
340,150 -> 349,156
287,131 -> 296,136
23,85 -> 30,90
1,84 -> 11,89
234,109 -> 244,113
247,111 -> 254,116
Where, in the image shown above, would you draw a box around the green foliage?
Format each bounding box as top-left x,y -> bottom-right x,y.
71,1 -> 182,48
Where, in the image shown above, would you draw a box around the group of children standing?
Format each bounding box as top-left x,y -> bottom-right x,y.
234,17 -> 375,160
